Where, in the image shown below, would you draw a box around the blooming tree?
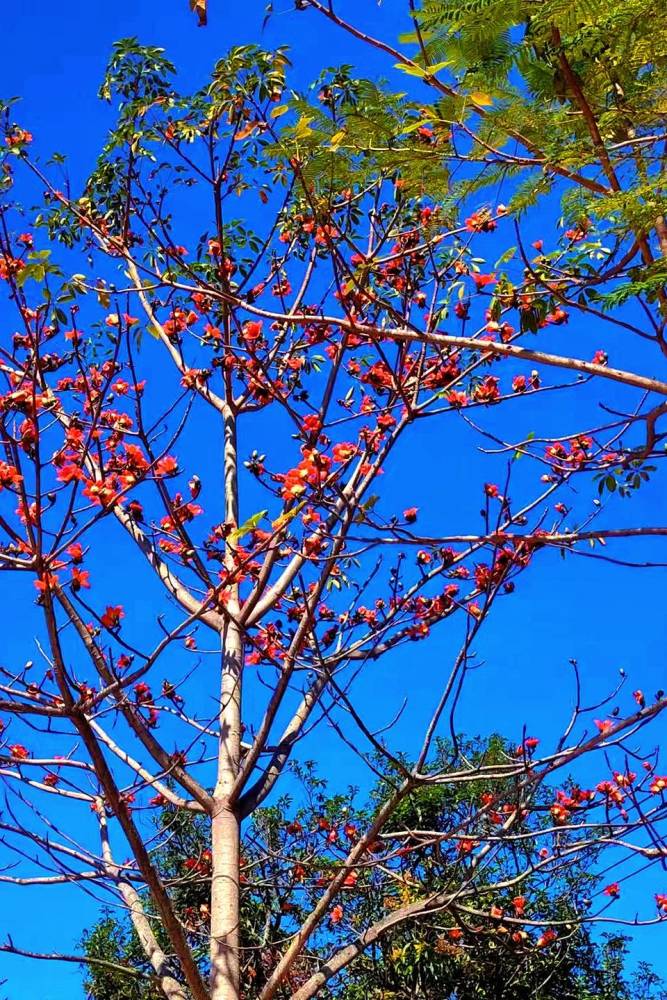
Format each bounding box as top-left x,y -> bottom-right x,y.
1,36 -> 667,1000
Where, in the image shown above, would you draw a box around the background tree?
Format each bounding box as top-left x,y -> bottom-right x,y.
0,32 -> 666,1000
301,0 -> 667,261
80,743 -> 667,1000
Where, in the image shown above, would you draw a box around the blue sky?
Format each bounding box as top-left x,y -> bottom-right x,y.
1,2 -> 667,997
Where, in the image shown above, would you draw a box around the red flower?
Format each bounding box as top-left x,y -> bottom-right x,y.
134,682 -> 152,704
10,744 -> 30,760
154,455 -> 179,477
101,605 -> 124,630
303,414 -> 321,434
472,376 -> 501,404
471,272 -> 496,289
465,210 -> 497,233
34,573 -> 59,593
5,127 -> 33,147
516,736 -> 539,756
446,390 -> 468,407
403,507 -> 418,523
546,307 -> 568,326
603,883 -> 620,898
0,461 -> 23,490
594,719 -> 613,736
330,904 -> 344,925
243,321 -> 263,342
536,929 -> 557,948
332,442 -> 357,463
71,567 -> 91,591
67,543 -> 84,564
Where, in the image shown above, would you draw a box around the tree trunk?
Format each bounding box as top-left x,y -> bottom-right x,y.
210,793 -> 241,1000
210,618 -> 243,1000
211,403 -> 243,1000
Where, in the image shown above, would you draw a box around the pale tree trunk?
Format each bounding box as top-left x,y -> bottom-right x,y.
99,813 -> 189,1000
120,879 -> 190,1000
211,405 -> 243,1000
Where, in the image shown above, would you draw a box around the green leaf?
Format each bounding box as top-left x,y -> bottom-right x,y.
513,430 -> 535,461
469,91 -> 493,107
329,129 -> 347,149
427,60 -> 454,75
495,246 -> 517,266
16,263 -> 45,287
229,510 -> 268,543
394,63 -> 429,78
293,115 -> 314,139
394,60 -> 452,79
402,118 -> 434,136
272,503 -> 304,531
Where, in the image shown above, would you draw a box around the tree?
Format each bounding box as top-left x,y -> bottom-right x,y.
80,744 -> 667,1000
300,0 -> 667,266
1,34 -> 667,1000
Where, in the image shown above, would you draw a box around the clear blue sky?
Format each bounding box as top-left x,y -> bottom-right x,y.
1,2 -> 667,997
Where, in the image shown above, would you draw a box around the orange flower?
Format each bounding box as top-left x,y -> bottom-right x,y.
154,455 -> 179,477
5,127 -> 32,147
71,567 -> 91,591
34,573 -> 59,593
332,442 -> 357,463
0,461 -> 23,490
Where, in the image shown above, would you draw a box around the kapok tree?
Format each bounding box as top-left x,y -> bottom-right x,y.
1,39 -> 667,1000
